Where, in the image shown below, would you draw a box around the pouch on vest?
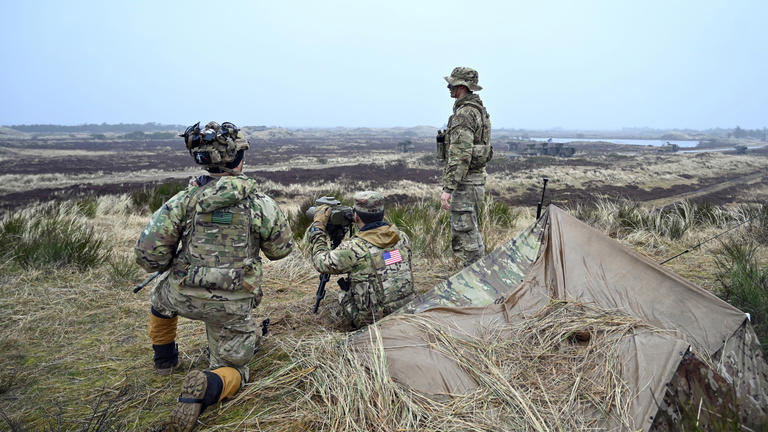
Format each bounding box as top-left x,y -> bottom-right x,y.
469,144 -> 493,170
182,204 -> 253,292
437,140 -> 448,162
368,244 -> 414,309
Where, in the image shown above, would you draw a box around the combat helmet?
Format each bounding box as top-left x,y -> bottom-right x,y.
179,121 -> 249,173
444,67 -> 483,91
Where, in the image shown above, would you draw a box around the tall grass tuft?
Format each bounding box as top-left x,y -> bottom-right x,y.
74,197 -> 98,219
130,181 -> 186,214
289,190 -> 352,240
106,251 -> 140,285
0,204 -> 109,270
715,238 -> 768,353
739,203 -> 768,244
293,194 -> 518,260
387,200 -> 451,260
479,197 -> 520,252
570,198 -> 751,241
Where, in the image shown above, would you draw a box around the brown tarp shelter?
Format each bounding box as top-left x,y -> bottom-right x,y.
352,205 -> 767,430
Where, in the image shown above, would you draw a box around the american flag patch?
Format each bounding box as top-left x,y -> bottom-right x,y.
382,249 -> 402,265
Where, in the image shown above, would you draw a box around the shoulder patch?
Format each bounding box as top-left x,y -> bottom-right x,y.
211,210 -> 233,225
382,249 -> 402,265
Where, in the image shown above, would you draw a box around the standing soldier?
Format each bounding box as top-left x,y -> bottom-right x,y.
135,121 -> 293,431
438,67 -> 492,266
306,191 -> 416,328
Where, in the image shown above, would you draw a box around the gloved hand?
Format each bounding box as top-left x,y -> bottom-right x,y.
312,204 -> 332,230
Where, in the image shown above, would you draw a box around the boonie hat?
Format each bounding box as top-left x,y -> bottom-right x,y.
444,67 -> 483,91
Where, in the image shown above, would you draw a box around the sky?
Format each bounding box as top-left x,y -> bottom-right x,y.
1,0 -> 766,130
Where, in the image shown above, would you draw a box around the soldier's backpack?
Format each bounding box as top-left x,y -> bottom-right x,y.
178,181 -> 255,292
363,239 -> 415,315
462,100 -> 493,170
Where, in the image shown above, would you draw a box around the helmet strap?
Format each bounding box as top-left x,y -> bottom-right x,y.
204,150 -> 244,175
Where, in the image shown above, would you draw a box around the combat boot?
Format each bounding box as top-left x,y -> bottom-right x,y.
149,308 -> 179,375
168,370 -> 225,432
152,342 -> 179,375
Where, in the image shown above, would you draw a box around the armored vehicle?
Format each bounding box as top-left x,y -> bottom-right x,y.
657,142 -> 680,153
397,140 -> 416,153
520,141 -> 575,157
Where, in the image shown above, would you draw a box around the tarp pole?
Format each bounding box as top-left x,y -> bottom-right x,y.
536,177 -> 549,219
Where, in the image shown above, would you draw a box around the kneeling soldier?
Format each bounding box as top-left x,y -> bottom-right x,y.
306,191 -> 416,328
135,121 -> 293,431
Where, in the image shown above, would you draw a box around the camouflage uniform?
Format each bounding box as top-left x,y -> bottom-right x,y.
442,67 -> 492,266
306,191 -> 416,328
135,174 -> 293,382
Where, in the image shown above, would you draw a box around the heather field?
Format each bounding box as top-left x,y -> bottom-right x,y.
2,131 -> 768,212
1,131 -> 768,430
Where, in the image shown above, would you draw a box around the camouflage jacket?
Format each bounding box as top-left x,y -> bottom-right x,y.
307,223 -> 415,315
442,93 -> 492,193
135,174 -> 293,300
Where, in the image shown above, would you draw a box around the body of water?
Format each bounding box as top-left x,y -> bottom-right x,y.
531,137 -> 699,148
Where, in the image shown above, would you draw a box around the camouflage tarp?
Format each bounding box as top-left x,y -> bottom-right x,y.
352,205 -> 768,431
399,211 -> 546,313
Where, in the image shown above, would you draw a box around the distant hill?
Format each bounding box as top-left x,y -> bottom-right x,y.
0,127 -> 28,137
5,122 -> 183,134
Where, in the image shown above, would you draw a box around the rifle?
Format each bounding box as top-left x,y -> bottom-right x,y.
312,230 -> 350,314
313,273 -> 331,314
133,271 -> 161,293
307,197 -> 354,314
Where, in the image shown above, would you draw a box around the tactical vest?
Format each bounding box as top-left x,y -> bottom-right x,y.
447,98 -> 493,171
349,237 -> 415,317
174,181 -> 256,292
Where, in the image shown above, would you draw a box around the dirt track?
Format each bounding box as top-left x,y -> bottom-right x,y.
644,172 -> 767,207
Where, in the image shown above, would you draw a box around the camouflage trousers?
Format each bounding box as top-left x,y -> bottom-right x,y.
338,283 -> 415,329
449,183 -> 485,266
150,278 -> 258,384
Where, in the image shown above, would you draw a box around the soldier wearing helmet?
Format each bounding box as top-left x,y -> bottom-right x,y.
306,191 -> 416,328
438,67 -> 492,267
134,121 -> 293,431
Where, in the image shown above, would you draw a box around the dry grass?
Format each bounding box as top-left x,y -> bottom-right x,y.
1,149 -> 766,430
486,151 -> 768,204
582,199 -> 764,245
0,191 -> 713,430
4,145 -> 768,214
0,192 -> 463,431
221,301 -> 643,431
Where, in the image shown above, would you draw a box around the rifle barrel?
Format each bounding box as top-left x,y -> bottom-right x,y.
133,271 -> 160,293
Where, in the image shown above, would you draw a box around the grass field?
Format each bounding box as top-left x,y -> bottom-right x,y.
1,133 -> 767,430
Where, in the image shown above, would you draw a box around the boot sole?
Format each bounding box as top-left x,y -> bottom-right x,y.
156,359 -> 179,376
169,370 -> 207,432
